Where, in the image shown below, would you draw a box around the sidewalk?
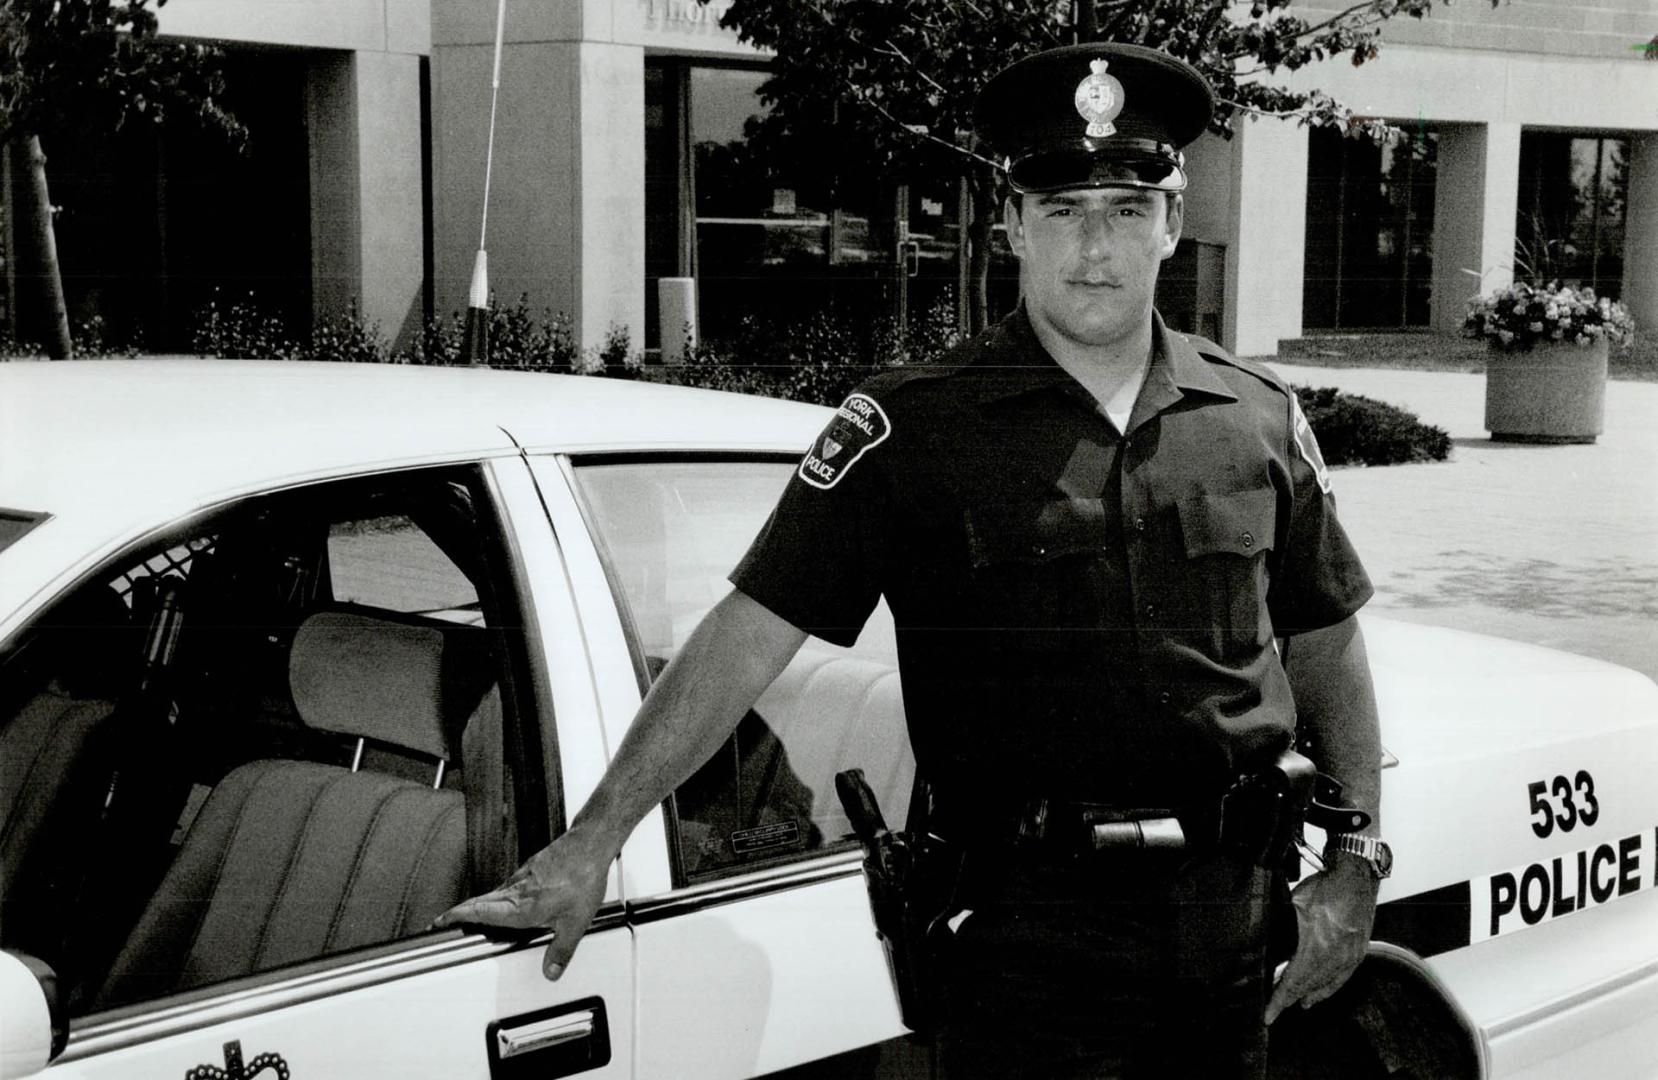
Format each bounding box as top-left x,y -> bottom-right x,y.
1266,363 -> 1658,684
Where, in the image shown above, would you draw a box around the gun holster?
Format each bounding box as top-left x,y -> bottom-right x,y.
1223,748 -> 1373,966
835,770 -> 961,1035
1219,748 -> 1318,869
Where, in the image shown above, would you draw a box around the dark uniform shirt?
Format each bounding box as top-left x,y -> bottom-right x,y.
731,308 -> 1372,814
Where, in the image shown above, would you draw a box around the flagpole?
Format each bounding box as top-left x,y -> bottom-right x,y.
463,0 -> 508,366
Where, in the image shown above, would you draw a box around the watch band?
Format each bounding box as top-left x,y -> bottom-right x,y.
1324,833 -> 1392,879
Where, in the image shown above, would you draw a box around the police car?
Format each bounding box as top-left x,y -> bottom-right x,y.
1,360 -> 1655,1080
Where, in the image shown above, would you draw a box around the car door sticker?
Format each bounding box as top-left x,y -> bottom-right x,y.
1363,825 -> 1658,960
185,1040 -> 290,1080
1525,770 -> 1600,839
731,820 -> 802,854
1475,826 -> 1655,940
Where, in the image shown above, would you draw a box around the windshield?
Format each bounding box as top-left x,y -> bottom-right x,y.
0,509 -> 44,554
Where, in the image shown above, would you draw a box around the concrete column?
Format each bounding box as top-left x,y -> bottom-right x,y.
1224,116 -> 1308,357
1622,133 -> 1658,338
1430,121 -> 1521,333
579,43 -> 646,356
432,39 -> 645,357
306,51 -> 425,347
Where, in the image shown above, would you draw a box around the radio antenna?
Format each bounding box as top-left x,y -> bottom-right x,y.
463,0 -> 508,366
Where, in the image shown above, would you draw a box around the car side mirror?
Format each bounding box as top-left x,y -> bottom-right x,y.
0,950 -> 66,1078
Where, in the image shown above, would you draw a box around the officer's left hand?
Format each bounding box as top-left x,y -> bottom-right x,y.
1264,856 -> 1378,1024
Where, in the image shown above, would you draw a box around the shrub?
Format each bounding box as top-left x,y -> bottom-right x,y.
1295,385 -> 1451,467
71,314 -> 144,358
190,289 -> 300,360
648,294 -> 961,407
0,315 -> 142,360
474,296 -> 580,371
186,291 -> 598,372
303,302 -> 390,364
589,322 -> 642,379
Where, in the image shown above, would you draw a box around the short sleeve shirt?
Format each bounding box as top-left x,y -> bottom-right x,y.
731,309 -> 1373,808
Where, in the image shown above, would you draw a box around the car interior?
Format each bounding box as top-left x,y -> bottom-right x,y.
571,457 -> 916,884
0,468 -> 522,1019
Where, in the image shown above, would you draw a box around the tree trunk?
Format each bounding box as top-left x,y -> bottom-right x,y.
966,164 -> 1001,335
12,134 -> 73,359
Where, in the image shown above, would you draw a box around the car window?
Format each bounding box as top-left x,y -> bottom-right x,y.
329,514 -> 483,624
0,466 -> 524,1019
573,457 -> 913,884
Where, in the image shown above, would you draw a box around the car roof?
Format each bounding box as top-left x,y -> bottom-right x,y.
0,359 -> 827,517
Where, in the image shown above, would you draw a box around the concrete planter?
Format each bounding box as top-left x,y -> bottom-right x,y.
1484,338 -> 1609,444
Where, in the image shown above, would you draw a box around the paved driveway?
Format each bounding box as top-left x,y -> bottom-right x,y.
1268,363 -> 1658,683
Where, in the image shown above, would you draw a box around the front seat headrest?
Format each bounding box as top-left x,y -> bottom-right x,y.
288,611 -> 460,762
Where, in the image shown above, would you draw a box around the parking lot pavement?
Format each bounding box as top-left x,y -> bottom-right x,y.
1268,363 -> 1658,684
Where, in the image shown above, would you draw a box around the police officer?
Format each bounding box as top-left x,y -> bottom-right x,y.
440,42 -> 1389,1079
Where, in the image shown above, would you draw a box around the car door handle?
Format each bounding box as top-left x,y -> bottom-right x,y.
496,1007 -> 595,1058
487,997 -> 611,1079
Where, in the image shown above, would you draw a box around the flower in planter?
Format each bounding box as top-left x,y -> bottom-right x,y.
1464,281 -> 1635,352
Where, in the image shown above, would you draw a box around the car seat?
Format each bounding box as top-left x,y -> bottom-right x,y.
92,609 -> 489,1010
0,584 -> 136,957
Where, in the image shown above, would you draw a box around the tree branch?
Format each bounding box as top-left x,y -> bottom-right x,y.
802,2 -> 949,99
849,88 -> 1004,173
1290,0 -> 1405,39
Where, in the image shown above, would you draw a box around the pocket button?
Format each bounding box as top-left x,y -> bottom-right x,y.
1241,531 -> 1254,549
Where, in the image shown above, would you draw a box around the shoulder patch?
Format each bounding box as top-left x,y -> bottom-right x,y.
1291,395 -> 1333,494
798,392 -> 891,490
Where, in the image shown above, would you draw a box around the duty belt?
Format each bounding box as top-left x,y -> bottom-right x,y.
999,750 -> 1372,867
1009,798 -> 1219,856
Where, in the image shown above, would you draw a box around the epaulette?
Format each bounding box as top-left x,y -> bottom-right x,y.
1179,331 -> 1291,398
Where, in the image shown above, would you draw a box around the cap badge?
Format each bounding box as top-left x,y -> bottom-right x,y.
1074,58 -> 1124,138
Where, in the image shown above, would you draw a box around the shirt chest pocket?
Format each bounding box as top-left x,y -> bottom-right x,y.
1172,486 -> 1279,654
1177,487 -> 1277,560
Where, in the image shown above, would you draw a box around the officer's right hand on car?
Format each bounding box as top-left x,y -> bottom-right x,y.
436,589 -> 809,980
434,826 -> 613,980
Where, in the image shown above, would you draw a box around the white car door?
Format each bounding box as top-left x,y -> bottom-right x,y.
6,458 -> 634,1080
533,452 -> 924,1078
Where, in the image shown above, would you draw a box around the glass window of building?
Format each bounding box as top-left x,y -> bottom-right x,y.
1516,134 -> 1627,299
1303,125 -> 1438,329
643,59 -> 1008,353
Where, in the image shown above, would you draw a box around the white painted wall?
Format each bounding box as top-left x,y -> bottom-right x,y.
1623,134 -> 1658,337
579,45 -> 647,354
306,52 -> 426,347
158,0 -> 429,54
1225,117 -> 1308,357
1430,122 -> 1522,333
431,41 -> 580,338
1276,43 -> 1658,131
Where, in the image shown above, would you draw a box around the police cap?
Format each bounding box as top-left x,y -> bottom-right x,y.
974,43 -> 1216,194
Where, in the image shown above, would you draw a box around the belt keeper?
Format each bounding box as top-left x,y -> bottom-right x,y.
1090,816 -> 1186,851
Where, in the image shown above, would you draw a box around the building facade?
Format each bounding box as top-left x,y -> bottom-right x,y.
28,0 -> 1657,357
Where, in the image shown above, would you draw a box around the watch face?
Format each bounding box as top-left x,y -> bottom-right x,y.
1375,839 -> 1394,877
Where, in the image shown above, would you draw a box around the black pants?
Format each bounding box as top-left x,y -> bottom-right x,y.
936,846 -> 1275,1080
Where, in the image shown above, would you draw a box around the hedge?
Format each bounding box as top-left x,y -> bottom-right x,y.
172,292 -> 1450,468
1292,385 -> 1451,467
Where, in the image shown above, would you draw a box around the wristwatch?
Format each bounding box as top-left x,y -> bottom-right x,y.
1324,833 -> 1393,879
